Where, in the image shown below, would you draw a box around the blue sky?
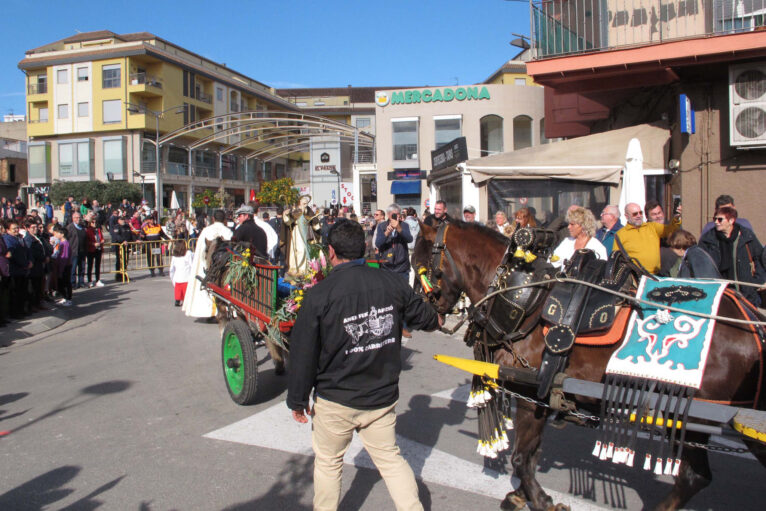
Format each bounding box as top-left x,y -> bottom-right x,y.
0,0 -> 530,118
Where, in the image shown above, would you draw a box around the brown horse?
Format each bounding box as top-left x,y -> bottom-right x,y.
413,220 -> 766,511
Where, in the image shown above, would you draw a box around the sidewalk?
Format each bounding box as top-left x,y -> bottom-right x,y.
1,305 -> 71,345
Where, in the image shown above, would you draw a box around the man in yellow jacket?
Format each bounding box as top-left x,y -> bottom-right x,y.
613,202 -> 680,274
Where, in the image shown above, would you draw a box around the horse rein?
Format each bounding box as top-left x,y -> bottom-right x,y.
423,222 -> 465,307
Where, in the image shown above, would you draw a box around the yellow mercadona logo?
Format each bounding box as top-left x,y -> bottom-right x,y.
375,91 -> 390,107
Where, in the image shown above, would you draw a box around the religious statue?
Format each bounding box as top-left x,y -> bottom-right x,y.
281,195 -> 322,278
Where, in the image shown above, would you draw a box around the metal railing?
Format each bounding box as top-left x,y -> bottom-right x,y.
530,0 -> 766,59
351,149 -> 375,163
28,83 -> 48,94
105,238 -> 198,283
195,90 -> 212,104
192,164 -> 218,178
166,162 -> 189,176
129,72 -> 163,88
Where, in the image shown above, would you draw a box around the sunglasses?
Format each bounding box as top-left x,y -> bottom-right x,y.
629,211 -> 643,217
714,216 -> 726,223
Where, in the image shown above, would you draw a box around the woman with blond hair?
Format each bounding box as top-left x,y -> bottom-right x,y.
551,206 -> 606,269
514,207 -> 537,228
492,211 -> 515,237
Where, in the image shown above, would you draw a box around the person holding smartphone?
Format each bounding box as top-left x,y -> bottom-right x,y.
374,204 -> 413,282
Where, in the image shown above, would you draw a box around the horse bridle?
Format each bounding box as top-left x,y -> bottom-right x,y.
419,222 -> 465,310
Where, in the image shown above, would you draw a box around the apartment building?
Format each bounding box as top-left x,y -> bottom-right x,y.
19,30 -> 300,210
524,0 -> 766,239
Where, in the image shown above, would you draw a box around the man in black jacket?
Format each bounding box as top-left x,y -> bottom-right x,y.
288,220 -> 440,511
231,205 -> 268,259
110,216 -> 133,281
66,212 -> 87,288
374,204 -> 413,279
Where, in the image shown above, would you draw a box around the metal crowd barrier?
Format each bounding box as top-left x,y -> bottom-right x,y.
102,237 -> 198,283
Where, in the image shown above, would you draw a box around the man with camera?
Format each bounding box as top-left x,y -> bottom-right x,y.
374,204 -> 413,282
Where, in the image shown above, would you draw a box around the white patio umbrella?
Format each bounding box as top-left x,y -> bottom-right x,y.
170,190 -> 181,211
618,138 -> 646,226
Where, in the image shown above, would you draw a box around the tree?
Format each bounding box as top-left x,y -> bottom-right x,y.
191,188 -> 222,209
257,178 -> 299,207
49,181 -> 142,206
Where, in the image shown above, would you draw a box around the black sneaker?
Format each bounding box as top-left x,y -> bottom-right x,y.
174,300 -> 181,307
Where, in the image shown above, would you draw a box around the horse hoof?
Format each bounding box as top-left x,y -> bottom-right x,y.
500,492 -> 527,511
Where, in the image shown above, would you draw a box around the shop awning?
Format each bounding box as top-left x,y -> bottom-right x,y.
460,123 -> 670,185
391,180 -> 421,195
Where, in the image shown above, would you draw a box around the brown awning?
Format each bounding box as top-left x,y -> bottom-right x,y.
462,123 -> 670,185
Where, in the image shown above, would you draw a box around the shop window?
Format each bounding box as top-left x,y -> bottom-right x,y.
480,115 -> 503,156
392,119 -> 418,161
513,115 -> 533,150
103,137 -> 125,180
434,116 -> 461,149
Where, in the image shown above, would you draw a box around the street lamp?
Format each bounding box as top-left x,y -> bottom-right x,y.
132,170 -> 146,202
329,168 -> 341,209
125,102 -> 186,214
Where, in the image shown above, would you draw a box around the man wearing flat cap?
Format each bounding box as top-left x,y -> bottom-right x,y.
232,204 -> 268,259
463,205 -> 478,223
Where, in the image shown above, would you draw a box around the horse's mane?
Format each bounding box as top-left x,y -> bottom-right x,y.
448,219 -> 511,246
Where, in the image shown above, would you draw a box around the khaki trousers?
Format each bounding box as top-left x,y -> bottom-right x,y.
311,397 -> 422,511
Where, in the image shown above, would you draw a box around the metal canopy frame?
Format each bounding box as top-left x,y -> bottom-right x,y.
160,110 -> 374,162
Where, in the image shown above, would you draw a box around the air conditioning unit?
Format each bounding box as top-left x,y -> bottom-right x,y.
729,63 -> 766,147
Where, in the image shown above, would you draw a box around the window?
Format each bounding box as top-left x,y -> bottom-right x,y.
58,143 -> 73,176
513,115 -> 533,150
275,163 -> 286,179
480,115 -> 503,156
58,104 -> 69,119
356,117 -> 371,129
57,69 -> 68,84
77,102 -> 89,117
77,142 -> 90,175
28,143 -> 51,182
104,138 -> 125,180
39,107 -> 49,122
77,67 -> 88,81
216,87 -> 224,102
434,116 -> 462,149
392,119 -> 418,161
102,64 -> 121,88
488,179 -> 609,229
102,100 -> 121,124
515,78 -> 527,86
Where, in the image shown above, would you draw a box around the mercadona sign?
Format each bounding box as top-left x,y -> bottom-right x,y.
375,86 -> 490,107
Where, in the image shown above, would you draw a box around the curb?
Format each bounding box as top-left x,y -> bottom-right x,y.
1,307 -> 71,343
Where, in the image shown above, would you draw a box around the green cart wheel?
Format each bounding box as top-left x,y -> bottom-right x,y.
221,319 -> 258,405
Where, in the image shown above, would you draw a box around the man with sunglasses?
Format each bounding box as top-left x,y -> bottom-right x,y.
613,202 -> 680,274
698,206 -> 765,306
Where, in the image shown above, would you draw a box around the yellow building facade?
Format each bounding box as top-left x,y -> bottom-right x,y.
20,30 -> 299,209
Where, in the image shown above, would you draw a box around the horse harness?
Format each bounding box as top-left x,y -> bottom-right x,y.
423,222 -> 465,303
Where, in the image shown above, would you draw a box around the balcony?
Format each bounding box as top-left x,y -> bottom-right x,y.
351,148 -> 375,163
28,83 -> 47,95
195,90 -> 212,104
129,73 -> 163,97
166,162 -> 189,176
530,0 -> 766,60
192,164 -> 217,179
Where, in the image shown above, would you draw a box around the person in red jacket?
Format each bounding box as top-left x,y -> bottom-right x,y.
85,217 -> 104,287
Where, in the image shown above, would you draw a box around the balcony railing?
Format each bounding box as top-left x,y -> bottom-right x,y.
351,149 -> 375,163
530,0 -> 766,59
192,164 -> 217,179
195,90 -> 212,104
166,162 -> 189,176
28,83 -> 47,94
129,72 -> 163,89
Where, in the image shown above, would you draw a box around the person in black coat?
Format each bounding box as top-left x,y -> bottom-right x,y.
698,206 -> 765,306
232,205 -> 268,259
110,216 -> 134,281
667,230 -> 720,279
23,219 -> 47,311
66,212 -> 88,288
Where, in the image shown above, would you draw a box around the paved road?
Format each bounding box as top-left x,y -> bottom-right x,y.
0,276 -> 763,510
